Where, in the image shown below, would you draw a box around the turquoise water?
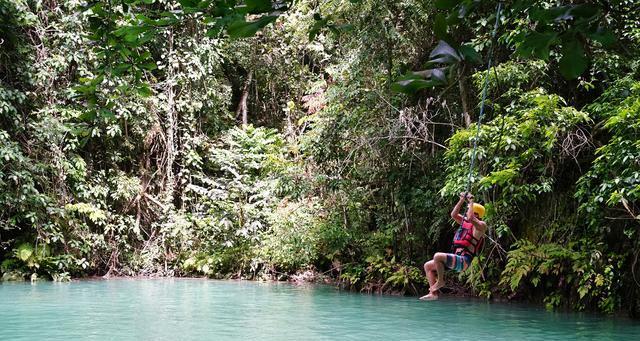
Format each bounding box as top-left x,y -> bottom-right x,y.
1,279 -> 639,340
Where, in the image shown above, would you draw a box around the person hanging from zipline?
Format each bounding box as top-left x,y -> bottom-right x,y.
420,192 -> 486,300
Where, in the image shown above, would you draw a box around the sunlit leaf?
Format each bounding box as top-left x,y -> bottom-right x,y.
137,84 -> 153,97
16,243 -> 34,262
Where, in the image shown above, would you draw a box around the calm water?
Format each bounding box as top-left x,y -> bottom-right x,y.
1,279 -> 639,340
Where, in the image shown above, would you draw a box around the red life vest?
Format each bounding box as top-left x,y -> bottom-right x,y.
452,220 -> 484,256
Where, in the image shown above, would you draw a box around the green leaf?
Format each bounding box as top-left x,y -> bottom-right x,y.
428,40 -> 460,64
458,44 -> 481,64
88,3 -> 107,17
434,13 -> 448,40
309,17 -> 328,41
392,78 -> 441,94
78,110 -> 97,122
137,84 -> 153,97
434,0 -> 459,10
530,6 -> 572,22
1,259 -> 16,272
141,62 -> 157,70
588,27 -> 616,47
335,24 -> 354,33
516,31 -> 557,60
570,4 -> 600,20
99,109 -> 116,120
227,15 -> 278,38
137,31 -> 156,45
114,25 -> 145,40
246,0 -> 273,13
153,14 -> 180,26
559,40 -> 587,79
206,26 -> 223,37
431,68 -> 446,82
16,243 -> 34,262
177,0 -> 200,8
112,63 -> 132,76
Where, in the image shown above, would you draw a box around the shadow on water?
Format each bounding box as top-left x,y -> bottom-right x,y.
1,278 -> 638,341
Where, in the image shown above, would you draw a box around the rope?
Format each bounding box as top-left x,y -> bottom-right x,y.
464,2 -> 502,195
456,2 -> 503,256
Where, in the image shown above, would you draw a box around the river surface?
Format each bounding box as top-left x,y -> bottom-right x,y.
0,278 -> 638,340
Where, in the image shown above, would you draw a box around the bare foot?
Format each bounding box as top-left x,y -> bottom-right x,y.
419,293 -> 439,300
430,280 -> 444,292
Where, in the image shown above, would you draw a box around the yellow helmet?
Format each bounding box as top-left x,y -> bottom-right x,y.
472,203 -> 485,218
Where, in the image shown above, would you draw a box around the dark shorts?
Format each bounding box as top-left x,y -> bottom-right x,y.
445,253 -> 473,272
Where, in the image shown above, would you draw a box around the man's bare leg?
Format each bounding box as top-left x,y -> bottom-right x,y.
419,260 -> 439,300
430,253 -> 448,292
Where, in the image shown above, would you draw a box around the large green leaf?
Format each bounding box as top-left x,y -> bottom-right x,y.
428,40 -> 460,64
570,4 -> 600,20
530,6 -> 572,22
588,27 -> 616,47
309,13 -> 329,40
559,40 -> 587,79
531,4 -> 600,24
434,0 -> 460,10
431,68 -> 447,82
434,13 -> 448,40
113,25 -> 146,41
137,84 -> 154,97
141,62 -> 157,70
458,44 -> 481,64
392,71 -> 446,94
112,63 -> 132,76
246,0 -> 273,13
177,0 -> 200,8
391,79 -> 439,94
227,15 -> 278,38
516,31 -> 557,60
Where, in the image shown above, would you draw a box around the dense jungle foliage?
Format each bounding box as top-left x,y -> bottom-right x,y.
1,0 -> 639,316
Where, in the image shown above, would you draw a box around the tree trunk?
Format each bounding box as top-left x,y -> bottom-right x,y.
236,70 -> 253,127
164,29 -> 177,203
458,66 -> 472,128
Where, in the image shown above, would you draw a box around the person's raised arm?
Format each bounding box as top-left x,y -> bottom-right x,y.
450,192 -> 467,225
465,193 -> 487,233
